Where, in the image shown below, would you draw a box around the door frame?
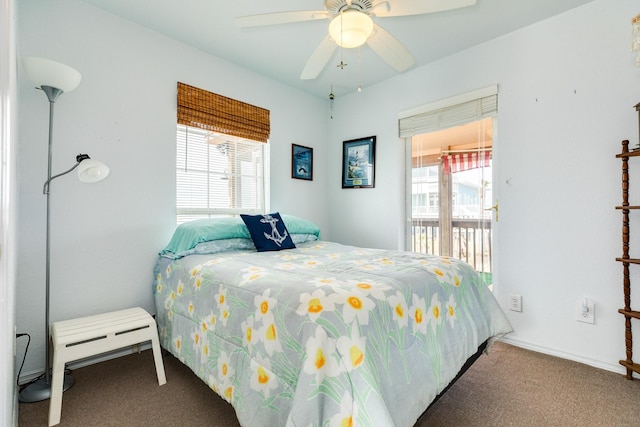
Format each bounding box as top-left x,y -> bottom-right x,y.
401,86 -> 499,286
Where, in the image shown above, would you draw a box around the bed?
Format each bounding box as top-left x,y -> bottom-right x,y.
153,213 -> 512,426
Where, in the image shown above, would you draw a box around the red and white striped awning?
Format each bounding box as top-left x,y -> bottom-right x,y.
442,150 -> 491,174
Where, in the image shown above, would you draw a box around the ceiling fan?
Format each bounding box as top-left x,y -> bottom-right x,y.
236,0 -> 477,80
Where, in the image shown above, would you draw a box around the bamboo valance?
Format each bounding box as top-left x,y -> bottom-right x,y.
177,82 -> 270,143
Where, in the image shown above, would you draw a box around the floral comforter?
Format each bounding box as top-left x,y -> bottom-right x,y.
153,241 -> 512,426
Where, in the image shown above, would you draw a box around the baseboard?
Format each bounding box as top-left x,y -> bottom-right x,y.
499,336 -> 636,378
18,342 -> 153,384
20,336 -> 633,383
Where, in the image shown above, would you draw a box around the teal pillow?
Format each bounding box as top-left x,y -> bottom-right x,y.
160,217 -> 250,257
280,214 -> 321,238
160,214 -> 320,258
240,212 -> 296,252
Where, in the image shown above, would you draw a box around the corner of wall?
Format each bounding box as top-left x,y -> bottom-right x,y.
1,0 -> 18,425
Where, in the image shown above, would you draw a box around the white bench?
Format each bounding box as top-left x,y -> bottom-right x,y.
48,307 -> 166,426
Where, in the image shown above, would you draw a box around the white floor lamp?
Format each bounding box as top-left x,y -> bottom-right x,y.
18,57 -> 110,403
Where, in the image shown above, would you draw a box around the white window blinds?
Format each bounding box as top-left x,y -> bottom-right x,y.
399,86 -> 498,138
176,125 -> 268,223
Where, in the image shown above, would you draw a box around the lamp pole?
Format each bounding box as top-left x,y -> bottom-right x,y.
18,85 -> 76,402
43,85 -> 60,389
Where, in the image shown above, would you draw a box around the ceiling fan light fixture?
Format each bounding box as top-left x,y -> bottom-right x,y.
329,10 -> 374,48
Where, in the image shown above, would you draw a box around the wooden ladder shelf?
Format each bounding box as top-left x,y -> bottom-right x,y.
617,138 -> 640,379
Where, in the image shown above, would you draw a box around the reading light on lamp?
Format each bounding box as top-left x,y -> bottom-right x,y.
43,154 -> 110,194
77,156 -> 110,183
19,57 -> 109,404
329,10 -> 374,48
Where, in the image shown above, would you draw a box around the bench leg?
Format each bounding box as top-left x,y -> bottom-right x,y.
48,353 -> 66,426
150,333 -> 166,385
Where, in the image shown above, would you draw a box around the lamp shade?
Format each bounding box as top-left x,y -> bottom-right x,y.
22,57 -> 82,93
77,159 -> 110,183
329,10 -> 374,48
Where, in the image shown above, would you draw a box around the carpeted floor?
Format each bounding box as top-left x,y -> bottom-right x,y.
18,341 -> 640,426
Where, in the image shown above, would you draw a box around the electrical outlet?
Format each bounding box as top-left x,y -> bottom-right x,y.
576,298 -> 595,324
509,294 -> 522,312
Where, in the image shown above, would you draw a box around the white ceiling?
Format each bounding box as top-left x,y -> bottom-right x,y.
79,0 -> 596,99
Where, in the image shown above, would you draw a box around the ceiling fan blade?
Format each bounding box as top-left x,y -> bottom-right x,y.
300,35 -> 337,80
367,24 -> 414,72
236,10 -> 328,27
372,0 -> 476,18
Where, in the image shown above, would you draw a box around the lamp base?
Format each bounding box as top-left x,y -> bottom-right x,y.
18,373 -> 74,403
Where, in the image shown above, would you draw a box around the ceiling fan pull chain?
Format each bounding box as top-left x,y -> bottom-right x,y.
337,9 -> 348,70
339,10 -> 345,68
340,9 -> 344,47
357,46 -> 362,92
329,85 -> 335,119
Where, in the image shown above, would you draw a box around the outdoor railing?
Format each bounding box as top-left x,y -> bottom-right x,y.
411,218 -> 492,274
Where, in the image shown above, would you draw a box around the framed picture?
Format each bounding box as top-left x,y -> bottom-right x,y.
342,136 -> 376,189
292,144 -> 313,180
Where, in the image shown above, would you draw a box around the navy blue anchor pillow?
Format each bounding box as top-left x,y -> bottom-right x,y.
240,212 -> 296,252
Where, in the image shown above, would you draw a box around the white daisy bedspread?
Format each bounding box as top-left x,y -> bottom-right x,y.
153,241 -> 512,426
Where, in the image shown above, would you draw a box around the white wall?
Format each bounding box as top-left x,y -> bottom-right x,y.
1,0 -> 18,424
15,0 -> 329,377
15,0 -> 640,385
327,0 -> 640,373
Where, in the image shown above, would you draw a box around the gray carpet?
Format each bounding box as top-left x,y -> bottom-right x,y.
18,342 -> 640,426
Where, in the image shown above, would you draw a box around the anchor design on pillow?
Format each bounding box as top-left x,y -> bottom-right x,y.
261,214 -> 288,247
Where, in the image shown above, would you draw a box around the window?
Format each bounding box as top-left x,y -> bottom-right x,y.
175,82 -> 270,224
176,125 -> 269,223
